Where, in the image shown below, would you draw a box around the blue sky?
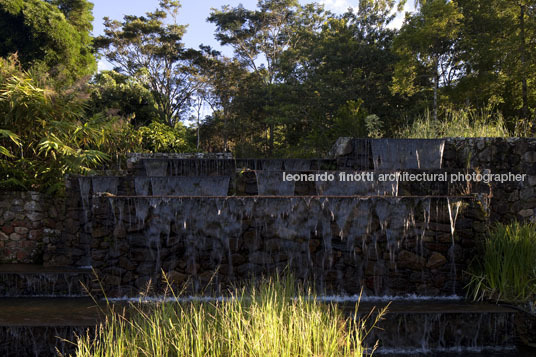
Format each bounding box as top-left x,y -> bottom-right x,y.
92,0 -> 412,70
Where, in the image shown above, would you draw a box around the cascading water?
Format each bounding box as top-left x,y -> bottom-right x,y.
315,171 -> 398,196
0,142 -> 508,357
91,177 -> 119,195
149,177 -> 230,196
370,139 -> 446,169
143,159 -> 168,176
256,171 -> 295,195
85,140 -> 475,299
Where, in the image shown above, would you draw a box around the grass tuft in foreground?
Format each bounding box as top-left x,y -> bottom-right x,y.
466,221 -> 536,304
68,275 -> 386,357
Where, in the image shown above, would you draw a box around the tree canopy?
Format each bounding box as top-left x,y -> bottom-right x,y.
95,0 -> 201,126
0,0 -> 96,82
1,0 -> 536,182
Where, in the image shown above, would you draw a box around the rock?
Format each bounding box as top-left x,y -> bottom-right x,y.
520,187 -> 534,199
14,227 -> 29,235
426,252 -> 447,269
27,229 -> 41,241
243,230 -> 261,251
523,151 -> 536,163
113,223 -> 127,238
9,232 -> 22,241
199,271 -> 215,282
249,251 -> 273,265
329,137 -> 353,158
24,201 -> 42,212
119,256 -> 137,271
166,270 -> 188,285
309,239 -> 321,253
3,211 -> 15,221
397,250 -> 425,270
185,263 -> 200,275
231,253 -> 246,266
48,206 -> 58,218
26,212 -> 43,222
92,226 -> 110,239
63,218 -> 79,234
519,209 -> 534,218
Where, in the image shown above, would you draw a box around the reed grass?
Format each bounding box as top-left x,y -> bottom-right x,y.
466,221 -> 536,304
68,275 -> 386,357
398,107 -> 511,138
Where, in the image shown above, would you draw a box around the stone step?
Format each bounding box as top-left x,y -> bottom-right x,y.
0,297 -> 532,357
0,264 -> 93,297
341,301 -> 524,356
0,297 -> 103,356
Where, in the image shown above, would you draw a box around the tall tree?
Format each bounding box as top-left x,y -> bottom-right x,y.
95,0 -> 200,126
392,0 -> 463,121
279,0 -> 402,149
208,0 -> 319,154
0,0 -> 96,82
454,0 -> 536,128
194,47 -> 249,152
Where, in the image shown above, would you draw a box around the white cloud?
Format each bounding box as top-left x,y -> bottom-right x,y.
97,59 -> 114,72
317,0 -> 355,13
313,0 -> 415,29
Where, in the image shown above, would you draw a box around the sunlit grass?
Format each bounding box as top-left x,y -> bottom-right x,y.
398,107 -> 511,138
68,275 -> 386,357
466,221 -> 536,304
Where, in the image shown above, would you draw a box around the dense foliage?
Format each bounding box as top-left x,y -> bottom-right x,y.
1,0 -> 535,191
0,55 -> 193,193
0,0 -> 96,83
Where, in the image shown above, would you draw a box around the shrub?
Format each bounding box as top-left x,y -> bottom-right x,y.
0,55 -> 109,192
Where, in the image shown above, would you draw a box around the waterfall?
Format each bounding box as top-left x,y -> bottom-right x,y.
256,171 -> 295,196
371,139 -> 446,169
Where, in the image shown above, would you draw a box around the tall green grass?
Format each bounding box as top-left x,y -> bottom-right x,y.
466,221 -> 536,303
68,276 -> 386,357
398,107 -> 511,138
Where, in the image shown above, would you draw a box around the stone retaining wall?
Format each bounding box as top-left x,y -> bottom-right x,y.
0,190 -> 86,266
0,192 -> 61,264
1,139 -> 536,297
87,195 -> 486,297
332,137 -> 536,223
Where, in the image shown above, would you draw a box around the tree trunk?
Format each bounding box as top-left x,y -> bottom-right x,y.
519,4 -> 529,121
196,107 -> 200,150
223,106 -> 228,152
433,66 -> 439,122
269,124 -> 274,156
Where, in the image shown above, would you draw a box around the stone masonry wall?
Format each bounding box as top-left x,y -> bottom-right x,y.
0,192 -> 62,264
1,138 -> 536,295
332,137 -> 536,224
88,195 -> 486,297
0,189 -> 86,266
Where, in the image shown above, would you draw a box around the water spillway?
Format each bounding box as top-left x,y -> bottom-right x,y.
4,138 -> 536,355
79,139 -> 486,297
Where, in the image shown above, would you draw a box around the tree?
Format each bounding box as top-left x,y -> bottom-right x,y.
195,46 -> 250,152
95,0 -> 200,126
87,71 -> 159,127
392,0 -> 463,121
0,55 -> 109,192
454,0 -> 536,128
0,0 -> 96,82
208,0 -> 320,154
